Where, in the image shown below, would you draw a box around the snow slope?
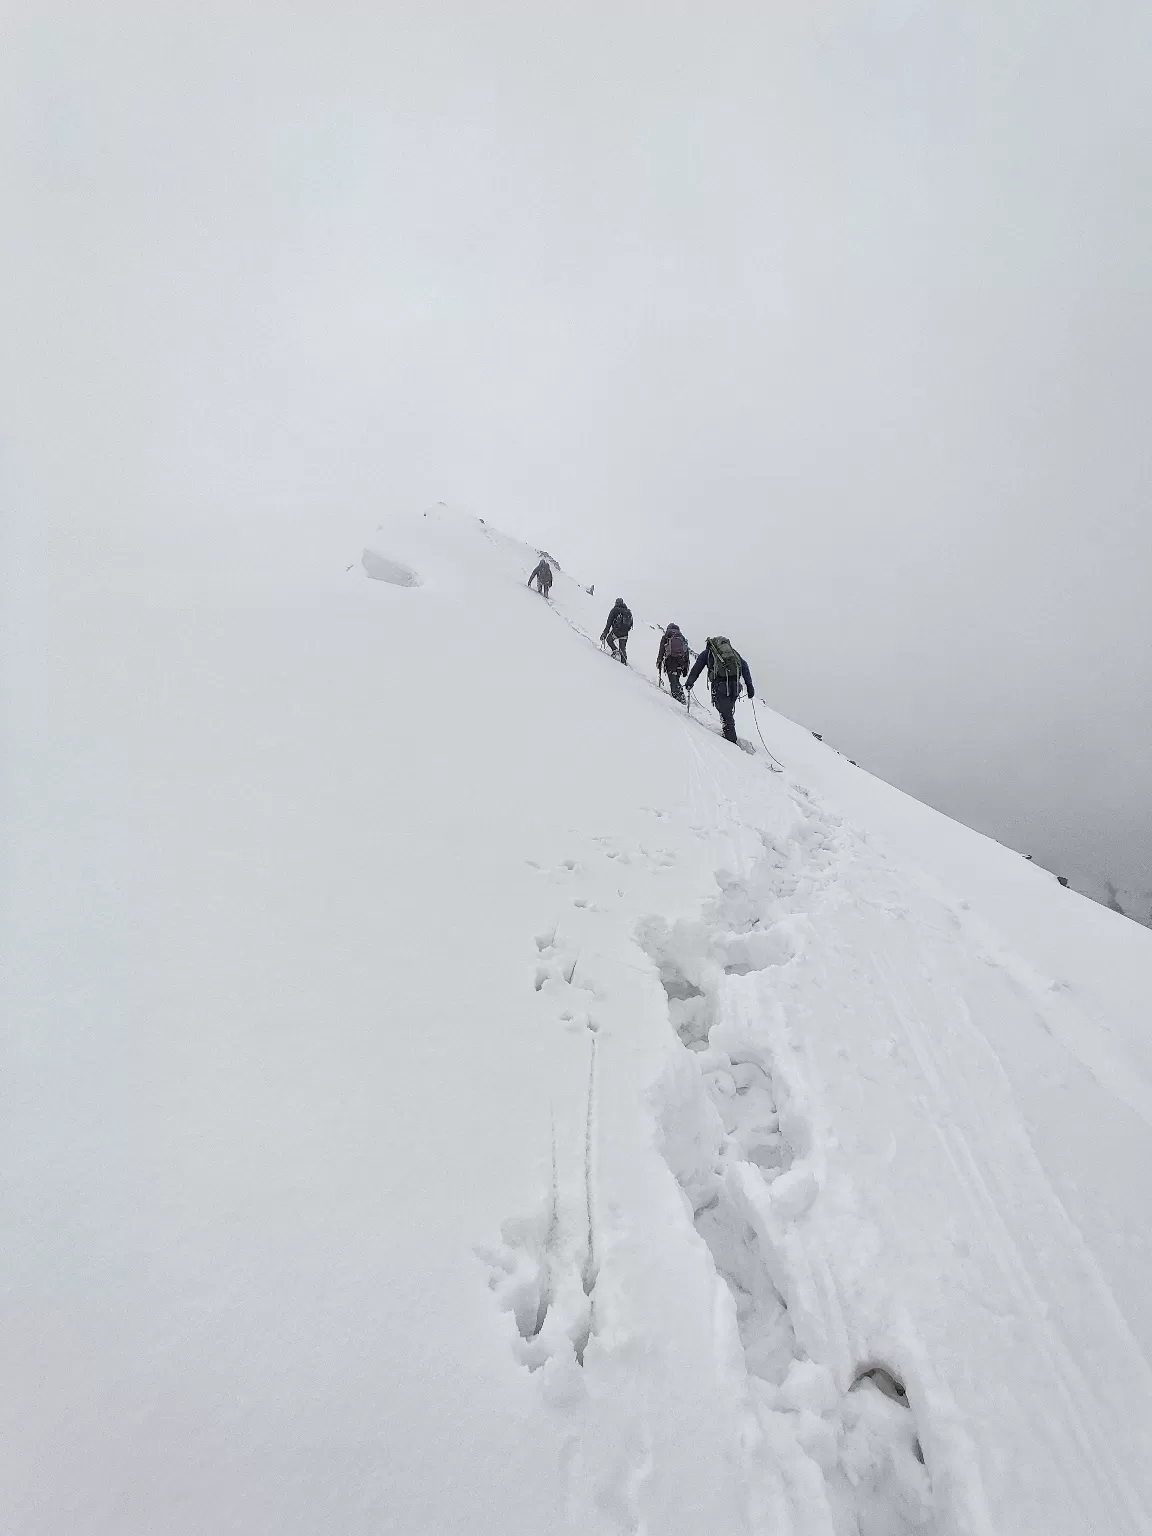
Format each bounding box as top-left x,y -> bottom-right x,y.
3,505 -> 1151,1534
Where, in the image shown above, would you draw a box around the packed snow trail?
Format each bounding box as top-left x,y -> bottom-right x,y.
3,505 -> 1152,1534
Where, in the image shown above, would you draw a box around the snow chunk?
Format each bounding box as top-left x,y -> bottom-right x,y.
361,549 -> 422,586
778,1359 -> 839,1415
768,1164 -> 819,1221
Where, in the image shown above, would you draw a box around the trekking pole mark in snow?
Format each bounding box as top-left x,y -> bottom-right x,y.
540,1110 -> 559,1337
581,1037 -> 599,1311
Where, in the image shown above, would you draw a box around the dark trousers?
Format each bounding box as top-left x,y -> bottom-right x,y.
532,576 -> 551,596
666,664 -> 687,702
607,631 -> 629,664
712,681 -> 739,742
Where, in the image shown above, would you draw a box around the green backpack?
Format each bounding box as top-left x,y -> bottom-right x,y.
707,636 -> 742,681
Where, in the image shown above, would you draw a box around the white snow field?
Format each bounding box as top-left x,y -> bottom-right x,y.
3,504 -> 1152,1535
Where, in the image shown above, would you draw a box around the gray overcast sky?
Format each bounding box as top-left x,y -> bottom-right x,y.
3,2 -> 1150,902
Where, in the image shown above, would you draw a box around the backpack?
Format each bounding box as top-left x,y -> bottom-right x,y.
665,628 -> 688,664
613,603 -> 633,635
707,636 -> 742,681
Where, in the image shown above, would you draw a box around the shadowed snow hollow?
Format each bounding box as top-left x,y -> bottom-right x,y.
361,549 -> 422,586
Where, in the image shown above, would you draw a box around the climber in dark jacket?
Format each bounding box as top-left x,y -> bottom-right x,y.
657,623 -> 691,702
600,598 -> 633,664
527,558 -> 553,597
686,637 -> 754,744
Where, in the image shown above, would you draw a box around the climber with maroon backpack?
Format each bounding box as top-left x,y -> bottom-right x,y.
657,623 -> 691,703
685,636 -> 755,744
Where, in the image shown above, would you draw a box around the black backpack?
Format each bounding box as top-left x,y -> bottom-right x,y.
613,603 -> 633,635
665,628 -> 688,664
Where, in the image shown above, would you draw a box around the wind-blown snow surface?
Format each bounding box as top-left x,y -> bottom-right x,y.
3,506 -> 1152,1535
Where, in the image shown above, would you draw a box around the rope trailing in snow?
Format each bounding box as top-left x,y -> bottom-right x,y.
750,700 -> 785,770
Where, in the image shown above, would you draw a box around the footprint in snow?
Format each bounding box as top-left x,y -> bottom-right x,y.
535,951 -> 596,997
717,923 -> 800,975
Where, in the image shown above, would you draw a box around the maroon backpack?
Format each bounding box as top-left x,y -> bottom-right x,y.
665,628 -> 689,665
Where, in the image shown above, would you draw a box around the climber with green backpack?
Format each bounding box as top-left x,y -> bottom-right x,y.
685,637 -> 755,744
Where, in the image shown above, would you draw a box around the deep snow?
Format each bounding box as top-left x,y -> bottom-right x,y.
2,505 -> 1151,1534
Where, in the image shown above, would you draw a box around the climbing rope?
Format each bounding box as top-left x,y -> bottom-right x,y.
750,699 -> 785,771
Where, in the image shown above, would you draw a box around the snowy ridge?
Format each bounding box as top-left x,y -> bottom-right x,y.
368,507 -> 1152,1533
4,504 -> 1151,1535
